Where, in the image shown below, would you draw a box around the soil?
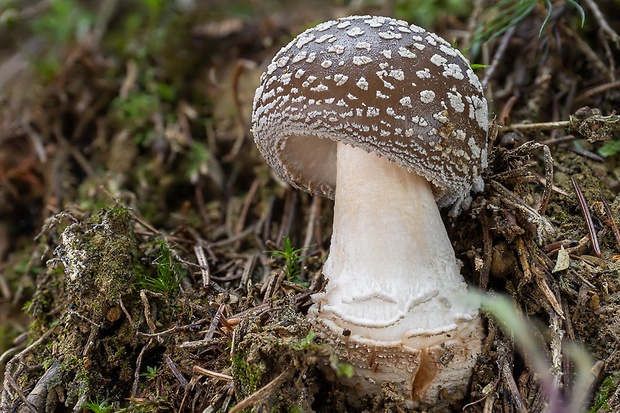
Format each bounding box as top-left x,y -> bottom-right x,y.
1,1 -> 620,412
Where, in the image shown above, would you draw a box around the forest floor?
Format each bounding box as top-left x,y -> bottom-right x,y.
2,0 -> 620,412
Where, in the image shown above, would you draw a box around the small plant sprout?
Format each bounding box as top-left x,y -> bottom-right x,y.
268,237 -> 310,285
139,239 -> 186,295
290,331 -> 317,351
140,365 -> 160,379
83,398 -> 115,413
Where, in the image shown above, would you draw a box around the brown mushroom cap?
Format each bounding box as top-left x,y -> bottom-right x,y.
252,15 -> 488,212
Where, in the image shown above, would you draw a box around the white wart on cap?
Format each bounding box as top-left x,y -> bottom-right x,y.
252,15 -> 488,214
252,15 -> 487,407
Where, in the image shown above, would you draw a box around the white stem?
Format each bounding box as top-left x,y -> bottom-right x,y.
315,142 -> 476,345
309,142 -> 482,405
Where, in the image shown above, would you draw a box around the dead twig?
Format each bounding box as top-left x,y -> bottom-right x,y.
118,297 -> 134,326
515,237 -> 533,287
501,120 -> 571,133
498,345 -> 528,413
575,81 -> 620,103
140,290 -> 161,342
194,243 -> 210,287
502,109 -> 620,142
239,254 -> 257,291
300,196 -> 322,280
205,303 -> 227,340
559,23 -> 615,82
480,214 -> 492,289
532,264 -> 564,319
164,354 -> 189,387
3,372 -> 38,413
209,224 -> 258,248
193,365 -> 233,381
223,60 -> 258,162
234,177 -> 261,251
136,325 -> 180,338
276,188 -> 298,246
21,361 -> 62,413
3,330 -> 50,361
263,270 -> 286,302
462,377 -> 499,411
537,144 -> 553,215
131,339 -> 153,397
549,310 -> 565,388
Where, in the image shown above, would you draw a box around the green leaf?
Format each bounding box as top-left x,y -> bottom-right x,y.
598,140 -> 620,157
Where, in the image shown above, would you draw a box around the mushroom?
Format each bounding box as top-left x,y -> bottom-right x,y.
251,15 -> 488,406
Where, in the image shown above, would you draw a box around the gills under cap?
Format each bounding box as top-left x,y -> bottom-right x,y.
252,15 -> 488,212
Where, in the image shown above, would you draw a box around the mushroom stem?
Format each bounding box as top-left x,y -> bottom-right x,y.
309,141 -> 482,404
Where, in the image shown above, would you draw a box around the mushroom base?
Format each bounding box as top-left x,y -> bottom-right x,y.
311,314 -> 482,406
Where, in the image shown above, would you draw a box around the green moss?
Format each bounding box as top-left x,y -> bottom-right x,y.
229,305 -> 324,412
590,374 -> 619,412
22,206 -> 152,407
232,349 -> 264,398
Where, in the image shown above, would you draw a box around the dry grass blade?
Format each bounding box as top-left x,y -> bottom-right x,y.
570,177 -> 601,257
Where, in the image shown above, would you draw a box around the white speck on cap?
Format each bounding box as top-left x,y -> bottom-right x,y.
296,34 -> 315,48
420,90 -> 435,103
328,44 -> 346,54
251,15 -> 489,213
334,74 -> 349,86
337,20 -> 351,29
353,56 -> 373,65
430,54 -> 447,66
356,77 -> 369,90
316,34 -> 335,43
292,51 -> 307,63
416,68 -> 431,79
347,27 -> 365,37
356,42 -> 372,51
398,47 -> 416,59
